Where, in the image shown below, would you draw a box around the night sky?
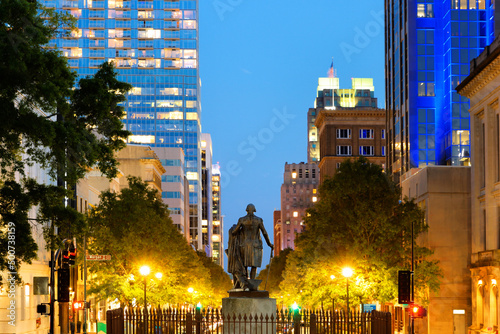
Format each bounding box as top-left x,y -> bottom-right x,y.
198,0 -> 385,270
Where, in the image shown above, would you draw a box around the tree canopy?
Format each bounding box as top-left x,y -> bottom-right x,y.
279,158 -> 441,309
256,248 -> 293,297
87,177 -> 217,307
195,251 -> 233,306
0,0 -> 131,273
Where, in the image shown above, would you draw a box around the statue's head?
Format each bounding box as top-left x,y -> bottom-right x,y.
246,203 -> 256,214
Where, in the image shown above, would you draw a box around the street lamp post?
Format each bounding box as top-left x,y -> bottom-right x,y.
140,266 -> 151,334
342,268 -> 353,332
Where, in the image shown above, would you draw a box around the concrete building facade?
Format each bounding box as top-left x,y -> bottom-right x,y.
278,163 -> 318,252
401,167 -> 471,334
457,36 -> 500,334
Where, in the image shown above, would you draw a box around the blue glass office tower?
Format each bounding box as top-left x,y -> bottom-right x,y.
45,0 -> 203,248
385,0 -> 497,183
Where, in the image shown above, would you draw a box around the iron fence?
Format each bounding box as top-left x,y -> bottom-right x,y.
107,307 -> 391,334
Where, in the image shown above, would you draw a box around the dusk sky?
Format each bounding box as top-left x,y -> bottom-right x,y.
198,0 -> 385,269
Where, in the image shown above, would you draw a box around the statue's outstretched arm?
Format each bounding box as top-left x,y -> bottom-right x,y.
259,220 -> 273,248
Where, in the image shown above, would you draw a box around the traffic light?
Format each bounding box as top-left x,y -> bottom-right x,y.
62,243 -> 76,267
73,301 -> 90,311
410,304 -> 427,318
68,244 -> 76,266
398,270 -> 412,304
37,303 -> 51,315
58,268 -> 70,303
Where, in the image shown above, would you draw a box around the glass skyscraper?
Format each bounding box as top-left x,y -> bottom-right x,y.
45,0 -> 203,248
385,0 -> 497,183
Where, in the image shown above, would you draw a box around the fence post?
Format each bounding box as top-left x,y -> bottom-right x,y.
310,312 -> 317,334
106,310 -> 113,334
385,312 -> 391,334
293,309 -> 300,334
186,311 -> 193,334
195,307 -> 202,334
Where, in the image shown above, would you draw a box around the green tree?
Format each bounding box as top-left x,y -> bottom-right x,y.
257,248 -> 293,297
87,177 -> 212,307
195,251 -> 232,306
0,0 -> 131,273
280,158 -> 441,309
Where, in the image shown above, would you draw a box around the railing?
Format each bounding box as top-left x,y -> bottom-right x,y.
107,307 -> 392,334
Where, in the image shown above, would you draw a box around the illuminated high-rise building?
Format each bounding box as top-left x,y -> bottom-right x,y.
45,0 -> 203,248
307,77 -> 378,164
211,163 -> 223,267
201,134 -> 213,255
385,0 -> 498,183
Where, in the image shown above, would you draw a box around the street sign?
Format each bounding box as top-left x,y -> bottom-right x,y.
363,304 -> 377,312
86,255 -> 111,261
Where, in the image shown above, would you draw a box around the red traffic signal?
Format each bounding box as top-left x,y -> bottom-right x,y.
73,301 -> 89,310
410,304 -> 427,318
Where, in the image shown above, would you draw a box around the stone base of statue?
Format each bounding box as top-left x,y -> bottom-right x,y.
222,292 -> 276,334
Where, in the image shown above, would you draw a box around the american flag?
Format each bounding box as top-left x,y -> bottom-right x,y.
328,61 -> 335,78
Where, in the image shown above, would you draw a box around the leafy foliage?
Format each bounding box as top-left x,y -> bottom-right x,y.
279,158 -> 442,309
0,0 -> 131,273
257,248 -> 293,297
195,251 -> 232,306
87,177 -> 214,307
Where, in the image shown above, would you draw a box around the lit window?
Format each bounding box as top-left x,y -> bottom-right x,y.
312,196 -> 317,203
128,135 -> 155,144
292,171 -> 297,178
186,112 -> 198,120
186,172 -> 198,180
186,101 -> 197,108
293,212 -> 298,217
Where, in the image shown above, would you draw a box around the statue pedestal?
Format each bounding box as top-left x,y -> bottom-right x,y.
222,293 -> 276,334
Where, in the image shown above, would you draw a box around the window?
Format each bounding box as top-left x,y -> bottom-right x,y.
382,146 -> 386,156
337,129 -> 351,139
359,129 -> 374,139
359,146 -> 374,156
162,191 -> 181,198
162,175 -> 182,183
169,207 -> 182,215
381,129 -> 386,139
417,3 -> 434,18
418,82 -> 435,96
293,211 -> 298,217
336,162 -> 341,169
337,146 -> 352,156
161,159 -> 181,166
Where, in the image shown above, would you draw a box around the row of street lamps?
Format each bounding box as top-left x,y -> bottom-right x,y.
139,264 -> 355,317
